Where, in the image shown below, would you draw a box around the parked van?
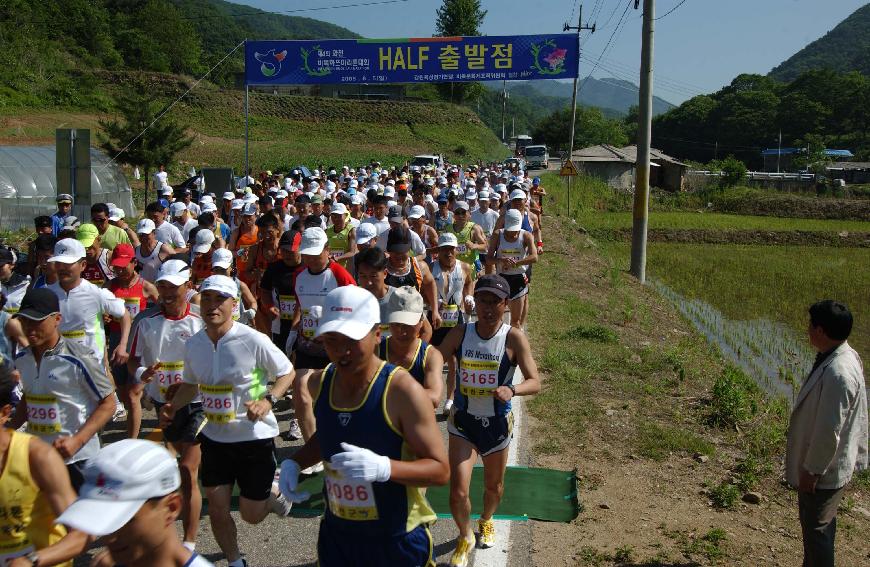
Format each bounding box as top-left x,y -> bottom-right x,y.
524,145 -> 549,169
410,154 -> 444,168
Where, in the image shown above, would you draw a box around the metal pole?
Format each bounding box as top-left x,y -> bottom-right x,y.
69,130 -> 77,206
244,84 -> 250,183
564,5 -> 593,219
630,0 -> 654,283
501,79 -> 507,143
777,130 -> 781,173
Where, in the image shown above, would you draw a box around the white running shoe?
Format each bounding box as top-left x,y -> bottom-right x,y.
286,418 -> 302,441
269,482 -> 293,517
443,399 -> 454,414
301,461 -> 325,475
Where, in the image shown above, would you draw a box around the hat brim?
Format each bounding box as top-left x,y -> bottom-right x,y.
192,243 -> 212,254
388,216 -> 404,223
299,243 -> 326,256
156,274 -> 189,286
475,286 -> 509,300
110,257 -> 134,268
14,309 -> 59,321
212,261 -> 232,269
387,311 -> 423,326
356,235 -> 374,245
77,237 -> 96,248
49,254 -> 84,264
57,199 -> 72,204
315,318 -> 374,341
56,496 -> 144,537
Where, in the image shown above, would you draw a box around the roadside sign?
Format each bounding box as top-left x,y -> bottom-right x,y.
560,159 -> 579,177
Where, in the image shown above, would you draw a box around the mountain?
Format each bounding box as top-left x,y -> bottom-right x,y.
485,77 -> 675,117
0,0 -> 359,109
769,3 -> 870,81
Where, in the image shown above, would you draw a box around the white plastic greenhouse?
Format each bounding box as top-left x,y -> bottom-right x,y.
0,146 -> 135,230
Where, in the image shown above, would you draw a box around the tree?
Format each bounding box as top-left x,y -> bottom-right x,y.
532,106 -> 628,153
434,0 -> 487,104
98,81 -> 194,206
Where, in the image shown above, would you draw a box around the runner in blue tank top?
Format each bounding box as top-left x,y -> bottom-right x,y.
378,286 -> 444,409
436,274 -> 541,567
278,286 -> 449,567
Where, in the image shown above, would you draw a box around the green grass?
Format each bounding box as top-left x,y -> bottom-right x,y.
598,241 -> 870,357
636,422 -> 715,461
575,210 -> 870,233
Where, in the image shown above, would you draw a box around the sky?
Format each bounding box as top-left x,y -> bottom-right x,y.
234,0 -> 868,105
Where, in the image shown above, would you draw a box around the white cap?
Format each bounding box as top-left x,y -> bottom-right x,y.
509,189 -> 526,201
243,194 -> 257,205
55,440 -> 181,537
299,227 -> 328,255
349,179 -> 359,188
505,208 -> 523,231
407,205 -> 426,219
49,238 -> 86,263
156,259 -> 191,286
478,190 -> 490,200
309,181 -> 320,192
466,192 -> 477,201
192,229 -> 215,254
136,219 -> 156,235
315,286 -> 379,340
200,274 -> 238,298
200,195 -> 214,204
170,202 -> 187,218
202,202 -> 217,213
108,208 -> 124,221
350,194 -> 364,205
383,186 -> 396,198
355,223 -> 377,245
438,232 -> 458,248
231,199 -> 244,210
242,203 -> 257,216
454,201 -> 470,212
386,286 -> 425,325
160,186 -> 172,196
424,194 -> 435,203
330,203 -> 348,215
211,248 -> 233,269
223,192 -> 235,201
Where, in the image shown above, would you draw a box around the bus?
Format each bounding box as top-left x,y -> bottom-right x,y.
511,135 -> 533,156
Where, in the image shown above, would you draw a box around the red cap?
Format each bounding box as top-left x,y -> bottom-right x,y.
110,243 -> 136,267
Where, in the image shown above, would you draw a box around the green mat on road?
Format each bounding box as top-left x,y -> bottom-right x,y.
205,466 -> 579,523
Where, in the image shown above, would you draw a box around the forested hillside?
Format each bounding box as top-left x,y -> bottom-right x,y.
0,0 -> 358,109
769,3 -> 870,82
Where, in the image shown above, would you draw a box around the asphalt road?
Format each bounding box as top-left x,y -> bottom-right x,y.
82,312 -> 532,567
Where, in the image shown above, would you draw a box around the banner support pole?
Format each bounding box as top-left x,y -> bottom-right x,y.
244,83 -> 250,183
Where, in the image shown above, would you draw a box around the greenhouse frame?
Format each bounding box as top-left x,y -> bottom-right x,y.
0,146 -> 135,230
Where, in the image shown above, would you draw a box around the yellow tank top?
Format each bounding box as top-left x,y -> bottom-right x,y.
0,431 -> 69,565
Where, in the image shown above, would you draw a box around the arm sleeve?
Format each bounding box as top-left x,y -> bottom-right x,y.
803,368 -> 860,475
182,341 -> 199,385
257,335 -> 294,378
172,226 -> 186,248
98,288 -> 126,318
331,263 -> 357,286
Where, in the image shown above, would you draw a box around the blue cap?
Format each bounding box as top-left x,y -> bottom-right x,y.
437,195 -> 448,204
347,188 -> 357,196
533,177 -> 541,185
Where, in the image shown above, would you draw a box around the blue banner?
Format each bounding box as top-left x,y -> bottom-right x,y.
244,34 -> 579,85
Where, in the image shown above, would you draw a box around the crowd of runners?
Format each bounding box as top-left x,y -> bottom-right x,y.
0,161 -> 546,566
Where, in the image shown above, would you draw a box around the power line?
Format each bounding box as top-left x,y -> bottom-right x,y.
99,40 -> 247,173
178,0 -> 412,21
654,0 -> 689,20
582,0 -> 633,81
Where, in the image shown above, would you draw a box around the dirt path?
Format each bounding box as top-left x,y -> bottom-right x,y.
524,217 -> 870,566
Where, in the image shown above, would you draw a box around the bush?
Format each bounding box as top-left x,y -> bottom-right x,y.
708,366 -> 758,428
719,155 -> 747,187
709,481 -> 740,509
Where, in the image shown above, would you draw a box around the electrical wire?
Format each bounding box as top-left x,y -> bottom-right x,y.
582,0 -> 633,81
654,0 -> 689,21
179,0 -> 412,21
99,40 -> 246,173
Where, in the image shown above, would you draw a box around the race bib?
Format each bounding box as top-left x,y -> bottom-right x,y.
123,297 -> 142,318
26,394 -> 62,435
278,295 -> 296,321
2,306 -> 18,315
301,308 -> 320,340
459,358 -> 499,397
439,304 -> 460,328
156,361 -> 184,399
379,323 -> 391,338
200,384 -> 235,424
232,301 -> 241,321
456,243 -> 468,254
324,463 -> 378,521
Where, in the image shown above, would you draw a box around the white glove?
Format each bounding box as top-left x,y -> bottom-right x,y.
278,459 -> 311,503
464,294 -> 475,311
284,330 -> 298,357
330,442 -> 391,483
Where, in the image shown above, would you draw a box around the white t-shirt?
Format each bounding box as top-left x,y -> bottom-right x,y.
183,322 -> 293,443
173,218 -> 199,242
155,221 -> 186,248
154,170 -> 168,188
363,216 -> 390,249
471,207 -> 500,238
132,305 -> 204,404
48,280 -> 125,365
186,553 -> 215,567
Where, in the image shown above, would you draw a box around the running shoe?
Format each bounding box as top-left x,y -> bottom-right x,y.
448,534 -> 476,567
285,418 -> 302,441
269,482 -> 293,517
478,518 -> 496,548
112,405 -> 127,422
301,461 -> 324,475
443,398 -> 454,414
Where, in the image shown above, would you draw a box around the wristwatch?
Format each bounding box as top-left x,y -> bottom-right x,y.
507,384 -> 516,397
26,552 -> 40,566
264,393 -> 278,407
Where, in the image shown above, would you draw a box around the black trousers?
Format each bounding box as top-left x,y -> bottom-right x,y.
798,486 -> 845,567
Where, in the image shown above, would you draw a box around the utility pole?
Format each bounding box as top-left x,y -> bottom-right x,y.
501,79 -> 507,143
564,6 -> 595,218
776,130 -> 782,173
629,0 -> 654,282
